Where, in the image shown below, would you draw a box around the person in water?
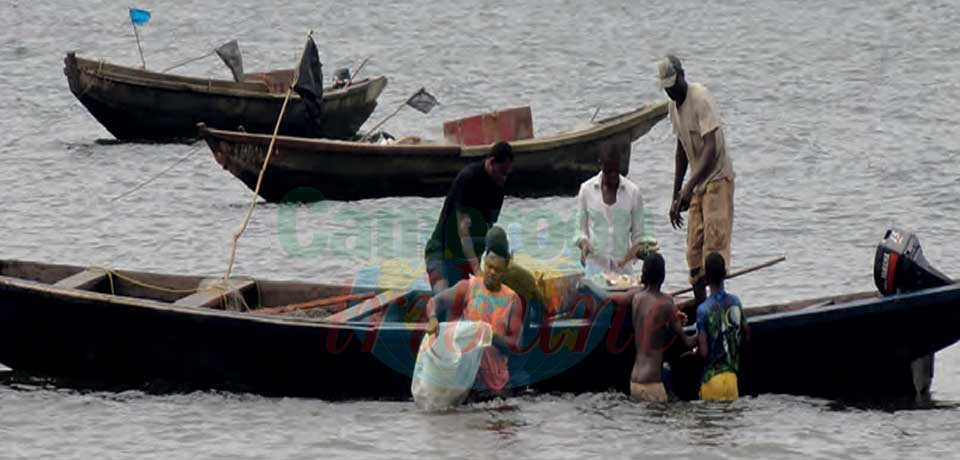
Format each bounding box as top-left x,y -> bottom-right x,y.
696,252 -> 749,401
630,253 -> 696,401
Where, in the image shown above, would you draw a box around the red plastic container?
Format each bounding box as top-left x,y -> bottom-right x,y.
443,106 -> 534,146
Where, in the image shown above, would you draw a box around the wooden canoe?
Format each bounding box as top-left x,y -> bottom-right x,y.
198,102 -> 669,202
63,52 -> 387,142
0,258 -> 956,402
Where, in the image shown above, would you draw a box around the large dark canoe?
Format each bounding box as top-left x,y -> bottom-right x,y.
0,258 -> 956,401
64,52 -> 387,142
198,102 -> 668,201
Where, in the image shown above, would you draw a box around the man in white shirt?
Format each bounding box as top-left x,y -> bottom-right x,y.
658,55 -> 735,305
573,146 -> 657,275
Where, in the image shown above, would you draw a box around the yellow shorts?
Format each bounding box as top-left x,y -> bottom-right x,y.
699,372 -> 739,401
630,382 -> 668,402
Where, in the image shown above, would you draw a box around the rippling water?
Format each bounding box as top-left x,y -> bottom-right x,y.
2,0 -> 959,458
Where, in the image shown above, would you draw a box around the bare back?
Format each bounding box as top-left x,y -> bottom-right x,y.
631,289 -> 677,384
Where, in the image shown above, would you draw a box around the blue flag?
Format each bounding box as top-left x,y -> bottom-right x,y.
129,8 -> 151,25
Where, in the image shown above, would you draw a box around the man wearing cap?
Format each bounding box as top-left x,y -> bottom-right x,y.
658,55 -> 735,307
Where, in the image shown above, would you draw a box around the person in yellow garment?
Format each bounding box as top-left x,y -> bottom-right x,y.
630,253 -> 696,402
658,55 -> 735,310
696,252 -> 750,401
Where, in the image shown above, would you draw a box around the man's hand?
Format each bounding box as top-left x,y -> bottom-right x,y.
669,199 -> 684,229
425,318 -> 439,335
678,185 -> 693,211
578,240 -> 593,266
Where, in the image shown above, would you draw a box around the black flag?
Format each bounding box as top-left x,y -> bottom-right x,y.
405,87 -> 439,114
293,36 -> 324,132
215,40 -> 244,82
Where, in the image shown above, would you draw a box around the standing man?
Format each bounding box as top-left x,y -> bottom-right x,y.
573,146 -> 658,275
659,55 -> 735,305
424,142 -> 514,293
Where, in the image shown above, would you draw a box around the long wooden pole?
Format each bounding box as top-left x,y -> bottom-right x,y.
668,255 -> 787,297
130,15 -> 147,69
223,40 -> 306,282
348,56 -> 370,84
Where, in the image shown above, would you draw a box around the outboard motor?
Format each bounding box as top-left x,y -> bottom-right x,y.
874,227 -> 952,296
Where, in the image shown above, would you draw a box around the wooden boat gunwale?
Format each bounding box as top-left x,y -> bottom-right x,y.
1,258 -> 958,400
199,101 -> 669,159
66,52 -> 385,102
0,270 -> 397,331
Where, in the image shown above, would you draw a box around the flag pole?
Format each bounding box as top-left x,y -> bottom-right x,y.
360,103 -> 405,141
129,9 -> 147,69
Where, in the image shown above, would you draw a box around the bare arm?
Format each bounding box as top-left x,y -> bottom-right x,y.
426,283 -> 460,323
672,139 -> 688,202
670,310 -> 697,349
680,130 -> 718,197
456,210 -> 479,275
670,140 -> 690,229
491,296 -> 524,354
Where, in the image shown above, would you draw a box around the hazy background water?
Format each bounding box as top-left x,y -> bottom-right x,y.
1,0 -> 959,458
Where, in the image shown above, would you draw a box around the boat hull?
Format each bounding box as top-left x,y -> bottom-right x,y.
1,261 -> 957,401
200,103 -> 668,201
64,52 -> 387,143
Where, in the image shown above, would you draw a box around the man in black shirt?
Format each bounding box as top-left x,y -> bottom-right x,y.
424,142 -> 514,292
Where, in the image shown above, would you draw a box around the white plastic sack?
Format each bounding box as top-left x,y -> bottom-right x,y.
411,321 -> 493,411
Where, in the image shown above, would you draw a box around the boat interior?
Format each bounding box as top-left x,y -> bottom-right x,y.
0,259 -> 881,326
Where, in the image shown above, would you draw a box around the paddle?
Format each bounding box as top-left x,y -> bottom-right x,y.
668,255 -> 786,297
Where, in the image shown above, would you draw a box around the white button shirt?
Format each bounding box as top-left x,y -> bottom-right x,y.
573,173 -> 653,274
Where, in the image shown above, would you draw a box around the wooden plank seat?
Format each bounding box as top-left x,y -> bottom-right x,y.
53,268 -> 110,291
173,278 -> 257,309
325,290 -> 404,323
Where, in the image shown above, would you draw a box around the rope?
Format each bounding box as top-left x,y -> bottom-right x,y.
87,266 -> 217,294
86,266 -> 248,311
222,33 -> 309,282
161,51 -> 215,73
106,270 -> 115,296
111,144 -> 204,202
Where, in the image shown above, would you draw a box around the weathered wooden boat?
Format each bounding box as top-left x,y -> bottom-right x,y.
64,52 -> 387,142
198,102 -> 669,202
0,229 -> 955,401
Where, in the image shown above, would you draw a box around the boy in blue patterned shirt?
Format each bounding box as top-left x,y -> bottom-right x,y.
696,252 -> 749,401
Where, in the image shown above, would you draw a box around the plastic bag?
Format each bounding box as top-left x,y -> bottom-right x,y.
411,321 -> 493,411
